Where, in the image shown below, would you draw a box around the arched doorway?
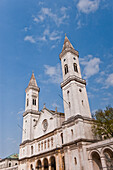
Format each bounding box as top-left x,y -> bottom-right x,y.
44,158 -> 49,170
30,164 -> 34,170
103,148 -> 113,170
50,156 -> 56,170
36,160 -> 42,170
62,156 -> 65,170
92,152 -> 102,170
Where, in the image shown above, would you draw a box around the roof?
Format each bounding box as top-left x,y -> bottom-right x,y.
59,35 -> 79,59
7,153 -> 19,159
62,35 -> 74,52
0,154 -> 19,162
28,72 -> 38,87
51,110 -> 65,116
26,72 -> 40,92
43,106 -> 65,116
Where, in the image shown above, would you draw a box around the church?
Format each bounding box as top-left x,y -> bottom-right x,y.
18,36 -> 113,170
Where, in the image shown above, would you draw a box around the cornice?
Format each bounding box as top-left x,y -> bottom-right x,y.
59,47 -> 79,60
19,138 -> 97,162
62,115 -> 93,126
20,126 -> 62,147
25,86 -> 40,93
19,147 -> 63,161
62,138 -> 97,148
23,110 -> 40,117
61,75 -> 86,88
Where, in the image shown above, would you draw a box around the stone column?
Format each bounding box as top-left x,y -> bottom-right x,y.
64,147 -> 71,170
56,154 -> 59,170
48,157 -> 51,170
101,156 -> 107,170
49,165 -> 52,170
89,159 -> 94,170
55,149 -> 62,170
41,159 -> 44,170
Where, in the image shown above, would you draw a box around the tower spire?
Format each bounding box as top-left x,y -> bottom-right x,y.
25,72 -> 40,112
28,72 -> 38,88
59,35 -> 79,60
62,35 -> 74,51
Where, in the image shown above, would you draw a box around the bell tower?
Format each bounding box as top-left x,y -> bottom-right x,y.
25,72 -> 40,112
22,72 -> 40,142
60,35 -> 91,120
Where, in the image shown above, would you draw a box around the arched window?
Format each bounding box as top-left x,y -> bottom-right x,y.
71,129 -> 73,135
44,141 -> 46,149
51,138 -> 53,147
73,63 -> 78,72
38,143 -> 40,151
67,90 -> 69,94
50,156 -> 56,170
69,102 -> 71,108
9,163 -> 11,167
36,160 -> 42,170
91,151 -> 102,170
27,98 -> 29,106
82,100 -> 83,105
103,148 -> 113,169
33,99 -> 36,105
62,156 -> 65,170
30,164 -> 34,170
48,139 -> 50,148
31,146 -> 33,155
74,157 -> 77,165
41,142 -> 43,150
43,158 -> 49,170
64,64 -> 68,74
61,133 -> 63,144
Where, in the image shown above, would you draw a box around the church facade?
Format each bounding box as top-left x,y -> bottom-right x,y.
19,36 -> 113,170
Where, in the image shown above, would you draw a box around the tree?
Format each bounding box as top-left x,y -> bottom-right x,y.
92,106 -> 113,139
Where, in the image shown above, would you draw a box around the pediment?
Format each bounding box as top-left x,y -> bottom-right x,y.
34,108 -> 57,138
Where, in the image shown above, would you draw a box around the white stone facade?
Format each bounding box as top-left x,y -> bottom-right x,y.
19,36 -> 113,170
0,154 -> 18,170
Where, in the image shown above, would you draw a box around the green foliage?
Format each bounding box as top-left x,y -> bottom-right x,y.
92,106 -> 113,139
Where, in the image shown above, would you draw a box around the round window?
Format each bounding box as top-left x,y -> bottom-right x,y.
42,119 -> 48,132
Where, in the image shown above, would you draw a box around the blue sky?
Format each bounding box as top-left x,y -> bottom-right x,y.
0,0 -> 113,158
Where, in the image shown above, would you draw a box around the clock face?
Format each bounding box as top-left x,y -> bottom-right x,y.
42,119 -> 48,131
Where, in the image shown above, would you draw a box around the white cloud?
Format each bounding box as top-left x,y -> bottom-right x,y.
52,102 -> 60,109
17,109 -> 24,114
37,36 -> 47,41
24,29 -> 62,44
87,91 -> 94,98
24,27 -> 28,32
60,7 -> 67,13
80,55 -> 101,79
77,0 -> 100,14
38,29 -> 62,42
51,45 -> 56,49
24,36 -> 36,43
77,20 -> 82,29
43,28 -> 50,36
49,31 -> 61,41
24,26 -> 31,32
33,17 -> 39,23
44,63 -> 62,84
7,137 -> 16,144
105,73 -> 113,87
33,7 -> 69,26
96,77 -> 104,83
